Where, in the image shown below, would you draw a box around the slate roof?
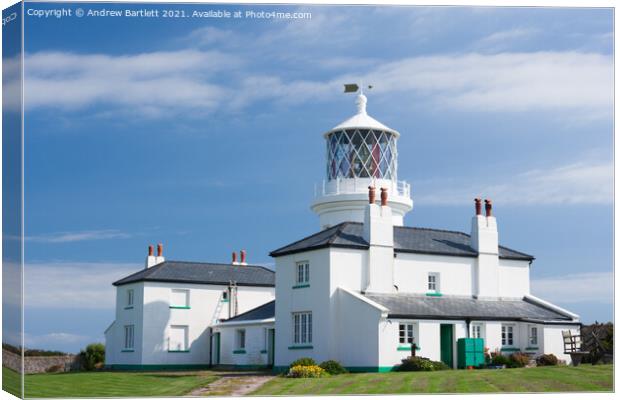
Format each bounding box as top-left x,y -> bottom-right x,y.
269,222 -> 534,260
364,293 -> 572,322
220,300 -> 275,323
113,261 -> 275,287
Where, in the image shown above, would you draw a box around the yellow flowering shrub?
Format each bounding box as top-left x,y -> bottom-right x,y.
287,365 -> 327,378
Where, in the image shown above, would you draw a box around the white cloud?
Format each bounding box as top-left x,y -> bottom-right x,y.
531,272 -> 613,304
3,55 -> 22,112
25,262 -> 140,309
472,28 -> 541,51
24,49 -> 612,120
416,160 -> 613,206
26,229 -> 131,243
25,332 -> 88,347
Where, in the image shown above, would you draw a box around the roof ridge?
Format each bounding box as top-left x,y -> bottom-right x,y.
112,262 -> 164,285
164,260 -> 273,270
269,222 -> 347,256
327,222 -> 352,245
396,225 -> 470,236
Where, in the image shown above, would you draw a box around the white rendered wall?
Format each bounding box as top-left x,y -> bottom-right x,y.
498,259 -> 530,298
394,253 -> 475,296
105,283 -> 144,366
543,325 -> 580,365
214,322 -> 273,366
105,280 -> 274,367
274,249 -> 331,367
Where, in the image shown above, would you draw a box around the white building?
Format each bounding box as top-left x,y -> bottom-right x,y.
107,92 -> 580,371
214,92 -> 580,371
104,246 -> 275,370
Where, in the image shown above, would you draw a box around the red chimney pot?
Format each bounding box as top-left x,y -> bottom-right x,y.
240,250 -> 247,264
474,198 -> 482,216
380,188 -> 388,206
484,199 -> 492,217
148,245 -> 154,256
157,243 -> 163,257
232,252 -> 237,264
368,186 -> 376,204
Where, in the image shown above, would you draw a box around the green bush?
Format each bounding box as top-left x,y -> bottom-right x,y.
536,353 -> 559,366
490,354 -> 510,366
290,357 -> 316,368
508,352 -> 529,368
287,365 -> 327,378
319,360 -> 347,375
79,343 -> 105,371
399,356 -> 449,372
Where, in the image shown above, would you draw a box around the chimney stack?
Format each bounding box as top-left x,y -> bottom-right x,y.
240,250 -> 247,265
470,197 -> 499,298
363,186 -> 395,293
145,243 -> 161,269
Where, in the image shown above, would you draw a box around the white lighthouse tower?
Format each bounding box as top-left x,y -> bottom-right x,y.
311,91 -> 413,228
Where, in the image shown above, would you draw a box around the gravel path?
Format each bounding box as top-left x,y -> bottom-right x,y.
188,372 -> 275,397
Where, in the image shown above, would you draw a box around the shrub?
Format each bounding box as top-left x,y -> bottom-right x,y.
45,365 -> 63,373
508,352 -> 529,368
79,343 -> 105,371
536,353 -> 559,366
490,354 -> 510,366
287,365 -> 327,378
319,360 -> 347,375
399,356 -> 449,372
290,357 -> 316,368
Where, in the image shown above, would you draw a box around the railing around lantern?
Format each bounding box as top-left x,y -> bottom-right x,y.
314,178 -> 411,199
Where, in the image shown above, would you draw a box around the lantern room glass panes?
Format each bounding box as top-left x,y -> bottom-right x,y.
326,129 -> 397,180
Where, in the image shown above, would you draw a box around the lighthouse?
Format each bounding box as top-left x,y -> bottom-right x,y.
311,91 -> 413,228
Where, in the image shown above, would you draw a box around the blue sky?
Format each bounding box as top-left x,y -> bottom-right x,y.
14,3 -> 613,352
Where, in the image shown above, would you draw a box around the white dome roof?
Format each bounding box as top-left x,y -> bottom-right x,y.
326,94 -> 400,137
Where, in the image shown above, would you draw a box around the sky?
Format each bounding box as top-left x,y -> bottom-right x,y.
9,2 -> 614,353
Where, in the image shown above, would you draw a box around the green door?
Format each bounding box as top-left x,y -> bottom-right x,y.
213,332 -> 221,365
267,329 -> 275,366
440,324 -> 454,368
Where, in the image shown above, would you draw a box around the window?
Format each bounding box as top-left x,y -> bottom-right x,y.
169,325 -> 188,351
292,312 -> 312,344
170,289 -> 190,308
471,323 -> 483,339
296,261 -> 310,284
501,324 -> 514,346
222,291 -> 229,302
236,329 -> 246,349
428,273 -> 440,292
399,323 -> 416,345
123,325 -> 134,350
529,326 -> 538,346
126,289 -> 134,307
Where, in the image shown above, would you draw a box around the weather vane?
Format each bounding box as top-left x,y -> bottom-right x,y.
343,83 -> 373,94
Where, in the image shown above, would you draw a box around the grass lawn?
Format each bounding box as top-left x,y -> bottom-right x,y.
3,366 -> 218,398
253,364 -> 614,395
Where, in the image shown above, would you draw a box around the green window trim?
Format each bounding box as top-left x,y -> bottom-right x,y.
168,350 -> 190,353
169,305 -> 191,309
292,284 -> 310,289
425,292 -> 442,297
221,299 -> 229,303
288,345 -> 313,350
260,350 -> 268,354
525,346 -> 539,350
233,349 -> 247,354
121,349 -> 134,353
397,345 -> 421,351
501,347 -> 521,351
124,306 -> 134,310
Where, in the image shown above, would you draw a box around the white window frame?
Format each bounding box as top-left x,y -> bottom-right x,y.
501,324 -> 515,346
168,325 -> 189,351
428,272 -> 440,293
471,323 -> 483,339
126,289 -> 134,307
398,322 -> 418,347
528,325 -> 538,346
296,261 -> 310,284
292,311 -> 312,344
236,329 -> 246,349
170,289 -> 190,308
123,325 -> 134,350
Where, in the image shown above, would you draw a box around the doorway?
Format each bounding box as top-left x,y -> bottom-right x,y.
440,324 -> 454,368
267,329 -> 275,366
213,332 -> 221,365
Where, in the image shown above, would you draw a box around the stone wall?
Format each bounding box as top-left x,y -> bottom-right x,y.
3,349 -> 82,373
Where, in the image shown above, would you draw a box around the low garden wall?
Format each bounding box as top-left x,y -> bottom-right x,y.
3,349 -> 82,373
